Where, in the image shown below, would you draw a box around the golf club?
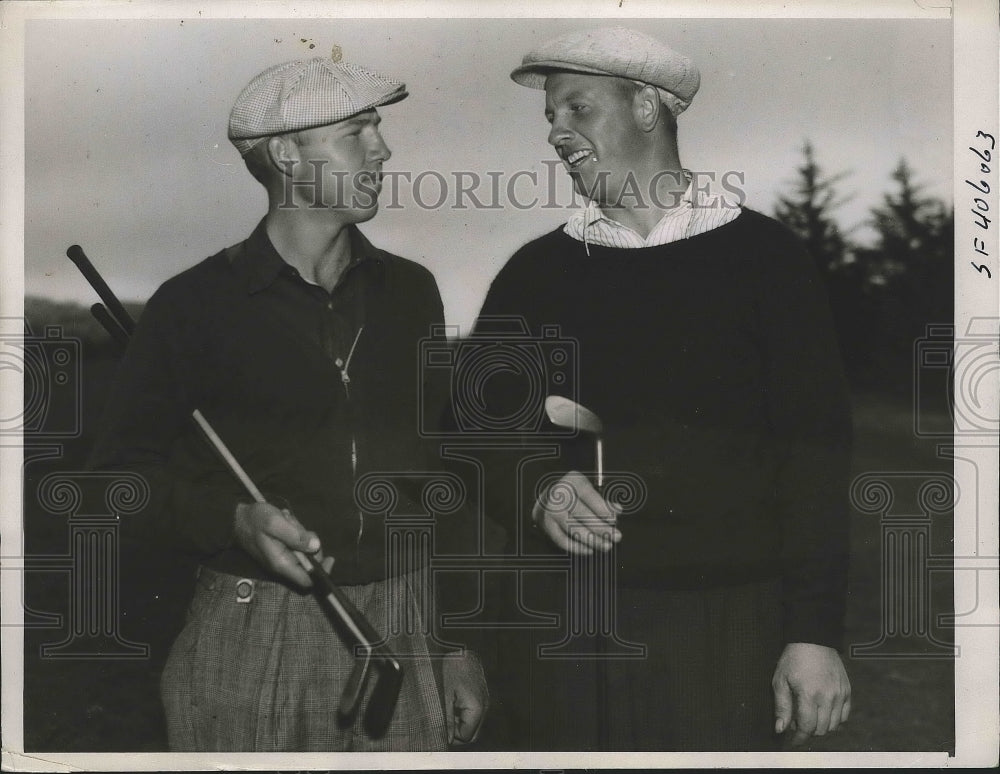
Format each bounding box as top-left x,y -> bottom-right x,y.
68,243 -> 403,737
544,394 -> 619,749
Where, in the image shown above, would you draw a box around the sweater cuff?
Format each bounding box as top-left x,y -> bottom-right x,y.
782,603 -> 846,651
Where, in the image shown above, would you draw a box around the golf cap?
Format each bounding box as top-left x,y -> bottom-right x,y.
228,56 -> 408,155
510,26 -> 700,116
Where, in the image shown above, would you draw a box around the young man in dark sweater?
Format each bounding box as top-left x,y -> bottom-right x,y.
89,56 -> 487,751
475,26 -> 852,750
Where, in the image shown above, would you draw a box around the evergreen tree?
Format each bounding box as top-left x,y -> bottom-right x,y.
773,142 -> 870,381
774,140 -> 852,273
853,158 -> 954,394
863,158 -> 954,324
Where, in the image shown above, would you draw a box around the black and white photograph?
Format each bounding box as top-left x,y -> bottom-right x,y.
1,0 -> 997,769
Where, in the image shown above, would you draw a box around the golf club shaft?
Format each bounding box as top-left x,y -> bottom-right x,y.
70,244 -> 402,729
190,410 -> 374,650
70,246 -> 384,651
596,437 -> 604,490
67,245 -> 136,335
90,303 -> 130,349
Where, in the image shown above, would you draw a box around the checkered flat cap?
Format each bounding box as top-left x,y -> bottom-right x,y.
228,57 -> 408,155
511,26 -> 699,116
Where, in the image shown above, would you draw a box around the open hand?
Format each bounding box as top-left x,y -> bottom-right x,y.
533,470 -> 622,554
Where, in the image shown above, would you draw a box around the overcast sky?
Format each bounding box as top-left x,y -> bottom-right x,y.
21,13 -> 952,333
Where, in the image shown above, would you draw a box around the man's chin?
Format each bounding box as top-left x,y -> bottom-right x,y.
348,201 -> 380,224
571,173 -> 608,204
324,195 -> 381,219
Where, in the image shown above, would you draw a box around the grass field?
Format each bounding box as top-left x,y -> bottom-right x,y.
16,307 -> 956,754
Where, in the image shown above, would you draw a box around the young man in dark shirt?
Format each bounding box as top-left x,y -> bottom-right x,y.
89,56 -> 486,752
475,26 -> 852,751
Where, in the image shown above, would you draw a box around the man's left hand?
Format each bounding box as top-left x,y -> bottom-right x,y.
442,650 -> 489,746
772,642 -> 851,745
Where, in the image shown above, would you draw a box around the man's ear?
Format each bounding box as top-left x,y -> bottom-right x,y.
267,134 -> 299,177
633,85 -> 663,133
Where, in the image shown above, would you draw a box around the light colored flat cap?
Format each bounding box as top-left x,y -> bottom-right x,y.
510,26 -> 699,116
228,57 -> 407,155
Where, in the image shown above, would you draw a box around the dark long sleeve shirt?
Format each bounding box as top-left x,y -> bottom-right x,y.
88,219 -> 454,586
473,209 -> 853,648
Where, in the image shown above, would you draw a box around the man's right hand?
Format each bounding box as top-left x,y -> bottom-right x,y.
533,470 -> 622,555
233,501 -> 326,588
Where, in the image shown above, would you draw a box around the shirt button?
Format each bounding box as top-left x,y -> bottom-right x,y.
326,301 -> 333,310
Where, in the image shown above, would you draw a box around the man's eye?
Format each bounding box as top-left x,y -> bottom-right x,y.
570,103 -> 586,112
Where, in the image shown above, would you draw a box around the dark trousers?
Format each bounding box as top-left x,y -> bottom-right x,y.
483,572 -> 784,751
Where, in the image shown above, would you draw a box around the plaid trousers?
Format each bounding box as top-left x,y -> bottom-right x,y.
160,566 -> 447,751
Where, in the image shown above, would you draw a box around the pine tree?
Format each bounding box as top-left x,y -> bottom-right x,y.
854,158 -> 954,393
774,141 -> 869,380
864,158 -> 953,323
774,140 -> 852,273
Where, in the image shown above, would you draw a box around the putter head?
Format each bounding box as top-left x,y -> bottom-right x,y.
304,555 -> 405,736
362,654 -> 405,738
337,644 -> 374,726
544,395 -> 603,435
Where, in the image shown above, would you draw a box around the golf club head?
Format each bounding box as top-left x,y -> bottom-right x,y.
544,395 -> 603,435
362,655 -> 405,738
337,645 -> 374,726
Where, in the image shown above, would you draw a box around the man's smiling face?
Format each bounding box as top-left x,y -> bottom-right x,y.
544,71 -> 645,207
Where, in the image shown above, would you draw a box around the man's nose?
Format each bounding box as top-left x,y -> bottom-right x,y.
547,115 -> 573,147
370,130 -> 391,162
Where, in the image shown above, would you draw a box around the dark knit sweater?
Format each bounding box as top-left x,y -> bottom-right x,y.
474,208 -> 852,648
88,221 -> 458,586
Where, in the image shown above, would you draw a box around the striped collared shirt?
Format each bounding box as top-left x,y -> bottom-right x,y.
564,178 -> 742,250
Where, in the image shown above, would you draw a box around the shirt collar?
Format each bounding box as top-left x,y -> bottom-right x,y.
574,178 -> 696,237
233,218 -> 382,294
564,174 -> 742,250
